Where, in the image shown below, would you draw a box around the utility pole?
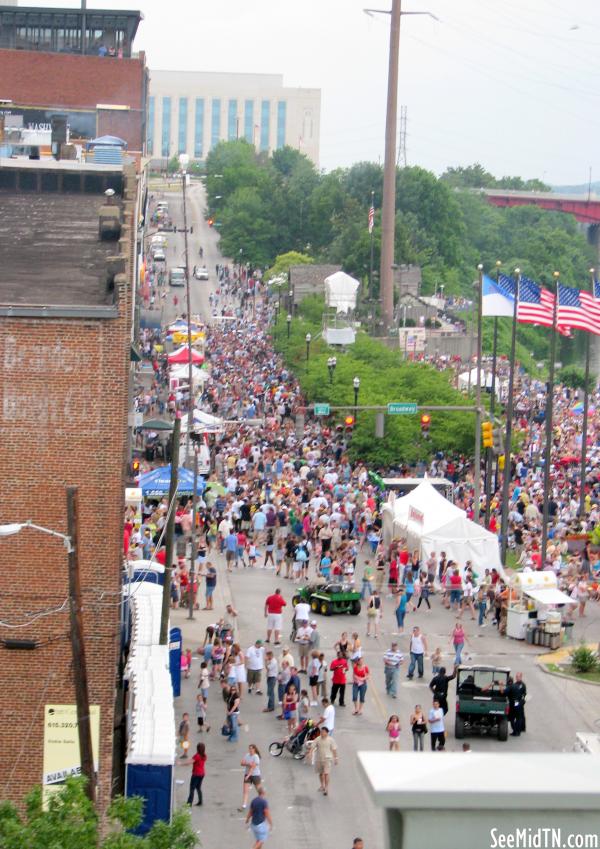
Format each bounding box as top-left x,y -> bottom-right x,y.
473,266 -> 484,525
66,485 -> 96,803
160,418 -> 181,645
188,445 -> 199,620
379,0 -> 401,334
397,104 -> 408,167
180,157 -> 194,467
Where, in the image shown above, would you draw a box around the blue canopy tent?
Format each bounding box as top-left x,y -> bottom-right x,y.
139,465 -> 205,498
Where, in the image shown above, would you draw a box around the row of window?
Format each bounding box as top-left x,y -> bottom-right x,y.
13,25 -> 126,51
147,96 -> 287,158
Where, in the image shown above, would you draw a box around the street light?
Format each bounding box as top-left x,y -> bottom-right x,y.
305,333 -> 312,365
327,356 -> 337,384
286,313 -> 292,339
0,519 -> 73,551
353,375 -> 360,416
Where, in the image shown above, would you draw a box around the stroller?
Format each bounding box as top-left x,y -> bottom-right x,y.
269,718 -> 320,760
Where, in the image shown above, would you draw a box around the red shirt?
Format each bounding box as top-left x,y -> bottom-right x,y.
389,560 -> 399,582
353,664 -> 369,683
330,657 -> 348,684
398,549 -> 409,566
450,573 -> 462,588
265,593 -> 287,614
192,753 -> 206,777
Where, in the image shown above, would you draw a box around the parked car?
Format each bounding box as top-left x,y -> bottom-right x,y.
169,267 -> 186,287
454,665 -> 510,741
194,265 -> 209,280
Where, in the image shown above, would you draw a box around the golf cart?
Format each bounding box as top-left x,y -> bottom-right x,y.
454,665 -> 510,742
292,580 -> 361,616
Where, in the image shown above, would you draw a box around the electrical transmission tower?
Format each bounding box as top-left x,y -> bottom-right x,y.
397,105 -> 407,168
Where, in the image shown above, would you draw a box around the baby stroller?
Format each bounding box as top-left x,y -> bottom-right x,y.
269,718 -> 320,760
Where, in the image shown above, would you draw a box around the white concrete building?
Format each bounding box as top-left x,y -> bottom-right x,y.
148,70 -> 320,166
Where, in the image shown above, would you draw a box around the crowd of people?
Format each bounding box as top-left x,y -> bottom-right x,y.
127,209 -> 600,845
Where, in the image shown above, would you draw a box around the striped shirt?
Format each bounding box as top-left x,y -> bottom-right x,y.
383,649 -> 404,668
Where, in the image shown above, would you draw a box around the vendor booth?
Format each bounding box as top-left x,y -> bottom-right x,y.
506,572 -> 573,644
167,346 -> 204,365
381,481 -> 502,575
138,465 -> 205,498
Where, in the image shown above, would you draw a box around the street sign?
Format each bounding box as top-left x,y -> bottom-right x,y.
313,403 -> 330,416
387,402 -> 417,415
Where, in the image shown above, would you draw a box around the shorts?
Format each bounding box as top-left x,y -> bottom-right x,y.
205,585 -> 215,598
317,761 -> 332,776
226,551 -> 235,562
267,613 -> 282,632
283,709 -> 296,721
247,669 -> 261,686
251,821 -> 269,842
450,590 -> 462,604
309,675 -> 319,687
299,643 -> 311,658
244,775 -> 261,786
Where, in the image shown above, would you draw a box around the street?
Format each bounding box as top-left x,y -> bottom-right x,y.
146,179 -> 600,849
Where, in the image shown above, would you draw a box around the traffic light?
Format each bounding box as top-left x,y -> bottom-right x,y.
492,426 -> 504,456
420,414 -> 431,437
482,420 -> 493,449
344,415 -> 355,431
498,454 -> 505,471
207,218 -> 214,227
132,458 -> 140,475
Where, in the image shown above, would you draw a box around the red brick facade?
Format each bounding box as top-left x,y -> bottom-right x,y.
0,175 -> 137,813
0,49 -> 147,151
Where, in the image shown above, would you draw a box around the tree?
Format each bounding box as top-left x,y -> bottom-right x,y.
218,186 -> 276,268
265,251 -> 313,282
0,777 -> 197,849
440,163 -> 497,189
557,364 -> 594,393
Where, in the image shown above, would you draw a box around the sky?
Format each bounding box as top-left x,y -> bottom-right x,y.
20,0 -> 600,183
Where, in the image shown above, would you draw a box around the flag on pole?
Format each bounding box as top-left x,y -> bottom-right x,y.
481,273 -> 515,316
516,276 -> 555,327
368,204 -> 375,234
560,283 -> 600,334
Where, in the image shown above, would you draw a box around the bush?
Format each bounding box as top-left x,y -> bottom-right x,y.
557,365 -> 594,393
569,644 -> 599,674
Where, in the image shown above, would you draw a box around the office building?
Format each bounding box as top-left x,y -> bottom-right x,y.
148,69 -> 320,165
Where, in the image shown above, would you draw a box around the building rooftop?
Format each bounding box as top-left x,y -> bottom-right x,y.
0,188 -> 117,310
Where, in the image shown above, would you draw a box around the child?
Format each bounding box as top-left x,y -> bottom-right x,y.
199,661 -> 210,701
317,653 -> 328,698
275,539 -> 285,575
298,689 -> 310,723
184,648 -> 192,679
195,693 -> 209,733
179,712 -> 190,759
247,540 -> 258,568
181,650 -> 191,680
387,715 -> 401,751
283,687 -> 298,734
431,647 -> 442,675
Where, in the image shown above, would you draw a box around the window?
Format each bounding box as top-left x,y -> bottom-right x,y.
276,100 -> 287,149
161,96 -> 171,158
211,99 -> 221,149
244,99 -> 254,144
178,97 -> 188,154
260,100 -> 270,152
227,99 -> 237,141
194,98 -> 204,159
147,95 -> 155,155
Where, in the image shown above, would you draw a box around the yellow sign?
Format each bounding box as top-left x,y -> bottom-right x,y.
42,704 -> 100,804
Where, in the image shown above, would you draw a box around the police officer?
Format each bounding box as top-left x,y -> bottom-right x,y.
429,665 -> 457,715
507,671 -> 527,736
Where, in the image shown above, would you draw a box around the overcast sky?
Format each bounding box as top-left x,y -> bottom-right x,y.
25,0 -> 600,183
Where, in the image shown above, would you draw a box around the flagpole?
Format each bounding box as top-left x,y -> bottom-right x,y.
473,264 -> 484,525
578,267 -> 595,517
485,260 -> 502,528
500,267 -> 520,564
369,190 -> 375,304
541,270 -> 560,567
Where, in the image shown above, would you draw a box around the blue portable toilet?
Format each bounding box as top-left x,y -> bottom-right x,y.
169,627 -> 182,698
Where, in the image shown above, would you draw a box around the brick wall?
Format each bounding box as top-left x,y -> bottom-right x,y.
0,177 -> 136,813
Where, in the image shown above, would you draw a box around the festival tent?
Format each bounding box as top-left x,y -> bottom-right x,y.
381,480 -> 502,574
169,364 -> 207,383
167,346 -> 204,365
179,409 -> 223,434
324,270 -> 360,313
138,465 -> 205,497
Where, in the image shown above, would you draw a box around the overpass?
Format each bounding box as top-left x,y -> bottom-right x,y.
481,188 -> 600,224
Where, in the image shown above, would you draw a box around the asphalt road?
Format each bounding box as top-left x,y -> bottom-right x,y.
146,179 -> 600,849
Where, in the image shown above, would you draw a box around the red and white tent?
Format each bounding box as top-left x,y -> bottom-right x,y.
167,346 -> 204,365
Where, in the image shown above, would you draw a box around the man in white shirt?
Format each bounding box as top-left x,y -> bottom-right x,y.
429,699 -> 446,750
294,623 -> 312,672
263,650 -> 279,712
319,697 -> 335,733
407,626 -> 428,680
294,601 -> 311,627
246,640 -> 265,695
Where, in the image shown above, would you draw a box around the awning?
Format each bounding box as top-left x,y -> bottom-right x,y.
523,587 -> 573,605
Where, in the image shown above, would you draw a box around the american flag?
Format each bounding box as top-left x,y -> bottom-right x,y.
368,204 -> 374,234
594,278 -> 600,300
497,272 -> 516,300
560,283 -> 600,335
516,276 -> 555,327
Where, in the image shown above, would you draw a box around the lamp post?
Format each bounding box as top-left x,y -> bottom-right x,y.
305,333 -> 312,368
0,496 -> 96,805
286,313 -> 292,340
327,356 -> 337,384
353,375 -> 360,417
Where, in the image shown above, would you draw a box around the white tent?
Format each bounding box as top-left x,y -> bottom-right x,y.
381,480 -> 502,574
324,271 -> 360,313
179,409 -> 223,434
169,363 -> 207,383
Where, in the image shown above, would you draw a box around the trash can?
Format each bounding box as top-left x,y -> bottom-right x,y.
525,628 -> 534,645
563,621 -> 575,644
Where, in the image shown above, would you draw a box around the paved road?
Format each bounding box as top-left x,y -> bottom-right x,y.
146,180 -> 600,849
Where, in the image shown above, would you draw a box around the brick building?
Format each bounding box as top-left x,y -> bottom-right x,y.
0,5 -> 148,154
0,158 -> 138,812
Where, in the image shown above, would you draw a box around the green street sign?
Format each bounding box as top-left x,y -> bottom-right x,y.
387,402 -> 418,415
313,403 -> 331,416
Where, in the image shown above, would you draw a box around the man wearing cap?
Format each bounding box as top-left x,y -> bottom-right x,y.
309,620 -> 320,652
246,639 -> 265,695
382,641 -> 404,698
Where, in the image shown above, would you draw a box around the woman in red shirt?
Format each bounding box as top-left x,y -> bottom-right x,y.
187,742 -> 207,806
352,657 -> 370,716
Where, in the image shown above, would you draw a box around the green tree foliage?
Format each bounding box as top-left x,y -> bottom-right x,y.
440,163 -> 550,192
557,365 -> 594,392
265,251 -> 313,283
0,777 -> 197,849
274,298 -> 473,466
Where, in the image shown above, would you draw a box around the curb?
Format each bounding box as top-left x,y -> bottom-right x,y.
537,662 -> 600,688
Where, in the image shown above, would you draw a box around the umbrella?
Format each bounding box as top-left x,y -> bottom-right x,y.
139,418 -> 174,432
138,465 -> 205,497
